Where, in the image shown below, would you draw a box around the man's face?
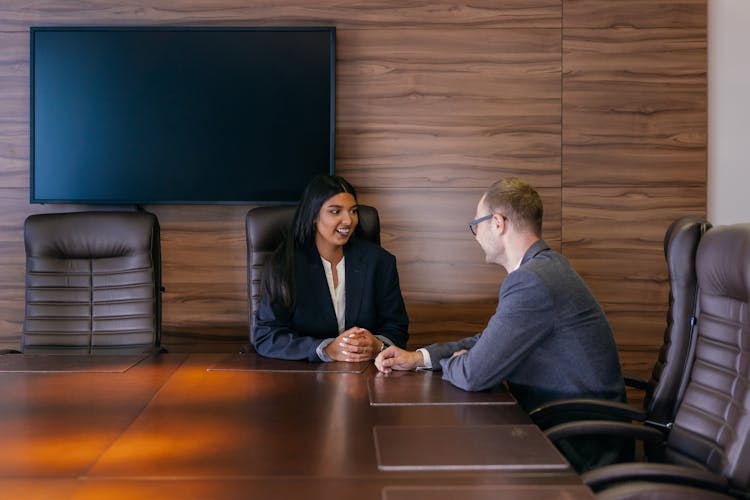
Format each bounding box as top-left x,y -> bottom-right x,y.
473,196 -> 500,264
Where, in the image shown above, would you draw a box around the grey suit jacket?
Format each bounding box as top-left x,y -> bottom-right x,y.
425,239 -> 625,412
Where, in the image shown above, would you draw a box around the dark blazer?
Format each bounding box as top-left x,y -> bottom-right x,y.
253,237 -> 409,361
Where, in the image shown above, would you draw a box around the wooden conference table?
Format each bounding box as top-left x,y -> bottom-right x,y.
0,352 -> 594,499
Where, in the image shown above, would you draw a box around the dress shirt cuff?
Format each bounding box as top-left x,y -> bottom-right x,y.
316,338 -> 335,362
416,348 -> 432,370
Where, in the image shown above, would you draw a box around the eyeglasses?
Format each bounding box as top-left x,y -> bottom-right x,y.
467,213 -> 508,236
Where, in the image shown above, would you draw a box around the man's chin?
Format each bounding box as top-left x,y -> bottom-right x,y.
485,255 -> 502,267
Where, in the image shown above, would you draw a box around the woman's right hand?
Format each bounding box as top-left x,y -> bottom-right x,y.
324,327 -> 380,362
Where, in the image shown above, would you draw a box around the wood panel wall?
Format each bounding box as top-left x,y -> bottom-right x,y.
562,2 -> 706,357
0,1 -> 706,382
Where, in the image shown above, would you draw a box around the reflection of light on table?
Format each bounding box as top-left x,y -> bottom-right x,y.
0,353 -> 581,497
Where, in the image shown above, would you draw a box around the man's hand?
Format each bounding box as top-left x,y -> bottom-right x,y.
375,345 -> 424,373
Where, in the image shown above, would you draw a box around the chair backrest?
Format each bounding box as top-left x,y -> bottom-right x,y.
22,211 -> 162,354
664,222 -> 750,490
644,216 -> 711,427
245,204 -> 380,338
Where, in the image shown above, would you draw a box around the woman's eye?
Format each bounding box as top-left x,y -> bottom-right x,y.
329,209 -> 339,215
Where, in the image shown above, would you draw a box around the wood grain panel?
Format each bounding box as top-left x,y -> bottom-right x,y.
337,28 -> 561,189
147,205 -> 250,339
562,186 -> 705,347
0,242 -> 25,349
0,285 -> 23,351
619,347 -> 657,381
0,1 -> 562,31
405,300 -> 503,349
562,28 -> 706,187
0,32 -> 29,188
0,189 -> 33,244
564,0 -> 705,28
620,346 -> 657,408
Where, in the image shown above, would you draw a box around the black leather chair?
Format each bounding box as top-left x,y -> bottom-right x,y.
530,216 -> 711,449
245,204 -> 380,341
21,211 -> 163,354
546,222 -> 750,499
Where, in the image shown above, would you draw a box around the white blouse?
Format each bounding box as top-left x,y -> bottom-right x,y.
320,256 -> 346,334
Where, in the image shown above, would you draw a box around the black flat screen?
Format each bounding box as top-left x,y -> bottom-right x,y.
30,27 -> 335,204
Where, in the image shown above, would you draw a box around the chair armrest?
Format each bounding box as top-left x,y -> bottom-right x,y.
582,462 -> 730,494
141,346 -> 168,355
529,398 -> 647,429
595,481 -> 736,499
545,420 -> 665,445
624,375 -> 648,390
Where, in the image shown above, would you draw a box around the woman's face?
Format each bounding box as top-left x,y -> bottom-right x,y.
314,192 -> 359,251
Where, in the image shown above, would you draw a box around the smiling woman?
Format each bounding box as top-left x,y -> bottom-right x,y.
314,191 -> 359,265
252,174 -> 409,363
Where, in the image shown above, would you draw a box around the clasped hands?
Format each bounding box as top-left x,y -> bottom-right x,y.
324,326 -> 383,362
325,328 -> 469,367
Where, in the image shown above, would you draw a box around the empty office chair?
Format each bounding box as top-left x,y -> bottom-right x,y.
22,211 -> 163,354
245,204 -> 380,340
530,216 -> 710,446
546,222 -> 750,499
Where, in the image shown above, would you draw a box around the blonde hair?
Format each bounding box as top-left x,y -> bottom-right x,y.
483,178 -> 543,237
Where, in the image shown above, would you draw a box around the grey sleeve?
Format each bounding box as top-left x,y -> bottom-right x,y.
423,333 -> 482,370
438,270 -> 555,391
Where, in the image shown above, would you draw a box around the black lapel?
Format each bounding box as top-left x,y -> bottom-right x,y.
344,240 -> 366,328
299,245 -> 338,331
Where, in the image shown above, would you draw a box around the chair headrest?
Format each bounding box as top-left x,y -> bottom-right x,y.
664,216 -> 711,287
24,211 -> 158,259
696,223 -> 750,301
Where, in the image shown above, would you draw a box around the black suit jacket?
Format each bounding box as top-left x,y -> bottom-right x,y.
253,238 -> 409,361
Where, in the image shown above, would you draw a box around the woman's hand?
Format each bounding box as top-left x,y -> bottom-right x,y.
324,326 -> 382,362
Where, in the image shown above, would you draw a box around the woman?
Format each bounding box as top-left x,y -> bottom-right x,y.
253,175 -> 409,362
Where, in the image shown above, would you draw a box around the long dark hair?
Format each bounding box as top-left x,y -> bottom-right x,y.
264,175 -> 357,309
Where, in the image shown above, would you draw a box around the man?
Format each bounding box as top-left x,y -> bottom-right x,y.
375,177 -> 627,471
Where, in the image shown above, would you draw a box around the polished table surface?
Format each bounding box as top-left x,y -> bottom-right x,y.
0,353 -> 593,499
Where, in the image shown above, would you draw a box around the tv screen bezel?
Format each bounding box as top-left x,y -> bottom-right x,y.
29,26 -> 336,205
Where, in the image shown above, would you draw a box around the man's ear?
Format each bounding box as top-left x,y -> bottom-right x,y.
494,213 -> 505,232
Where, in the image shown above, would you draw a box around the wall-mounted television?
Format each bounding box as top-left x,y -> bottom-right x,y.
30,26 -> 335,204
